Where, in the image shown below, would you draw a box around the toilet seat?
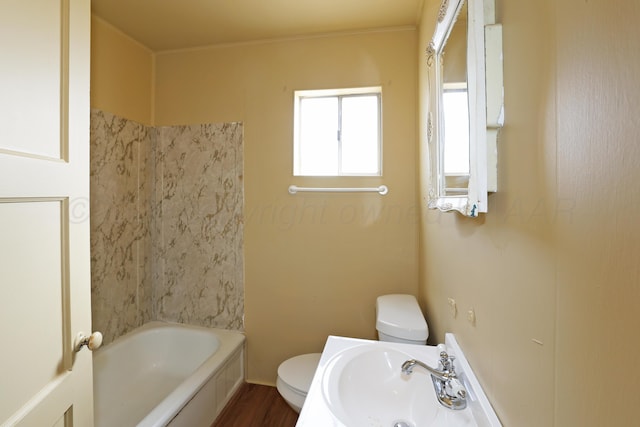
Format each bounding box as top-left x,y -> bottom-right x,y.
276,353 -> 321,412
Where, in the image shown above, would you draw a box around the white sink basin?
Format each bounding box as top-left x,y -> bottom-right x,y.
322,344 -> 438,426
296,335 -> 502,427
320,344 -> 476,427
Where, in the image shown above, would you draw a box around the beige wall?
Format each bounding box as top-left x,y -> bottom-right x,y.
153,30 -> 419,384
91,0 -> 640,422
90,18 -> 419,385
91,16 -> 154,125
443,10 -> 467,84
418,0 -> 640,425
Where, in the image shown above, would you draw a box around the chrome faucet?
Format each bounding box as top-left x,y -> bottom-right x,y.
401,347 -> 467,410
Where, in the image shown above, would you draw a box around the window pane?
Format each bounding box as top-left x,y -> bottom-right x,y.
299,97 -> 339,175
341,95 -> 380,175
443,89 -> 469,175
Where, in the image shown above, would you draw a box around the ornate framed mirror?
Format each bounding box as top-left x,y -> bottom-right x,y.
426,0 -> 504,217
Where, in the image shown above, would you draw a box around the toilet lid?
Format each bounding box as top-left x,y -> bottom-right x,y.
376,294 -> 429,341
277,353 -> 321,394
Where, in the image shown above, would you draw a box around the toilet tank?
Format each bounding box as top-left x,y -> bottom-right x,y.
376,294 -> 429,345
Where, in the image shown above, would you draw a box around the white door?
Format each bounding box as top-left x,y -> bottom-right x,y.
0,0 -> 94,426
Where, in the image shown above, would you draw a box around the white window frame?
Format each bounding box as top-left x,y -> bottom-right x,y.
293,86 -> 382,177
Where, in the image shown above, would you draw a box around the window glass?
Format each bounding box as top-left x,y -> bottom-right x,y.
294,88 -> 381,176
341,95 -> 380,175
443,87 -> 469,175
299,97 -> 339,175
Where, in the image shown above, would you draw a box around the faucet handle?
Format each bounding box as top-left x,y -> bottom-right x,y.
439,353 -> 458,376
437,344 -> 449,367
448,356 -> 456,371
447,355 -> 456,372
437,344 -> 448,357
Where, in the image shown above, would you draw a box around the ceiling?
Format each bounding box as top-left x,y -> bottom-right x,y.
91,0 -> 425,52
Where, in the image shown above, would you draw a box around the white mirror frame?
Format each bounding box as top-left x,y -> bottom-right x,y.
426,0 -> 504,217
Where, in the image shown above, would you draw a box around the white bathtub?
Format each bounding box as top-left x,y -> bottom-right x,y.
93,321 -> 245,427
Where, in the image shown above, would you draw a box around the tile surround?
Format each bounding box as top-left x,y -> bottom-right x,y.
90,110 -> 153,342
153,123 -> 244,330
90,109 -> 244,343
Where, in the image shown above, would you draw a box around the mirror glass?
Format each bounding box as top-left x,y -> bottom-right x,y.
426,0 -> 503,217
441,2 -> 468,197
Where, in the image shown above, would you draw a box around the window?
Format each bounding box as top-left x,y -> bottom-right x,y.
293,87 -> 382,176
442,82 -> 469,176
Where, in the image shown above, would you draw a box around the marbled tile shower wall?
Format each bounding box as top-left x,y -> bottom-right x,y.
153,123 -> 244,330
90,109 -> 153,343
90,110 -> 244,344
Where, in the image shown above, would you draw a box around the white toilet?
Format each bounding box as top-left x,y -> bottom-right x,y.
276,294 -> 428,413
276,352 -> 322,413
375,293 -> 429,345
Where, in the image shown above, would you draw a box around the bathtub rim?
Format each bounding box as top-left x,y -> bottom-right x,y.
93,320 -> 246,427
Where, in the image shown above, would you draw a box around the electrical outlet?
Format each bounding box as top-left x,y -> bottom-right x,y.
447,298 -> 457,318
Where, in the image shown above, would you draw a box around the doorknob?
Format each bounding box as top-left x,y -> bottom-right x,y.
74,331 -> 103,352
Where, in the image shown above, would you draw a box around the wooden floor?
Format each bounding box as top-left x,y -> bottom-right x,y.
212,383 -> 299,427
